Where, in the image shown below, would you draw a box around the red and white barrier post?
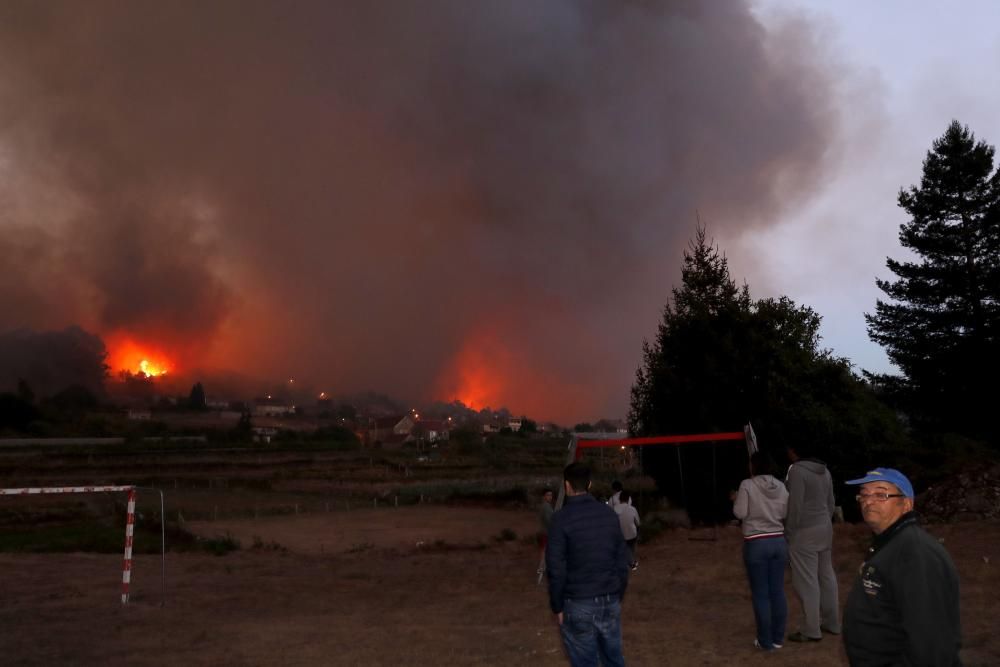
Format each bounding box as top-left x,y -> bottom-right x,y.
122,487 -> 136,604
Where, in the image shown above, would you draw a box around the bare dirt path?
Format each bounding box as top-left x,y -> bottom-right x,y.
186,505 -> 540,553
1,508 -> 997,666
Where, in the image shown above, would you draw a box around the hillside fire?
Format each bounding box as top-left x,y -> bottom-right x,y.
105,334 -> 173,378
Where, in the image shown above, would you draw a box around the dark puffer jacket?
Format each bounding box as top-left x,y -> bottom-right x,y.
546,493 -> 630,614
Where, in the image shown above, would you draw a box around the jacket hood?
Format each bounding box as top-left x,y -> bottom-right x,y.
794,459 -> 828,475
753,474 -> 786,499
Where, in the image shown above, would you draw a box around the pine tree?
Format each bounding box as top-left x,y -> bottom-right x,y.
631,226 -> 904,518
628,226 -> 751,438
866,121 -> 1000,434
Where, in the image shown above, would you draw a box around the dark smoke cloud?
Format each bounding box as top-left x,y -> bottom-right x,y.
0,327 -> 107,397
0,1 -> 839,422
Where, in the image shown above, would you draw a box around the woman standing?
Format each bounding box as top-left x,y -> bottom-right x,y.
731,451 -> 789,652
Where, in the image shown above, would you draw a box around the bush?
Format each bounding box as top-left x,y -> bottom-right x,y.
200,532 -> 240,556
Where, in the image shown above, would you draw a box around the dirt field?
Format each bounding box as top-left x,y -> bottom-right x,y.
1,506 -> 997,666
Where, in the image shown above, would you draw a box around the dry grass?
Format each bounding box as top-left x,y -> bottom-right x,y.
0,508 -> 997,666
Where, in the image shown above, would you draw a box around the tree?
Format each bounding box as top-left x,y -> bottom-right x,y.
188,382 -> 207,410
519,417 -> 537,434
866,121 -> 1000,436
231,411 -> 253,442
631,227 -> 904,518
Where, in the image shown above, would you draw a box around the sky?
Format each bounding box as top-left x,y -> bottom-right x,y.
739,0 -> 1000,374
0,1 -> 998,424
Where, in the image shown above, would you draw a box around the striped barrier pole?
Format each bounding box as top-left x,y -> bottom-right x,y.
122,487 -> 136,604
0,485 -> 135,495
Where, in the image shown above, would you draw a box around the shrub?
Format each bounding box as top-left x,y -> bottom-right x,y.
200,532 -> 240,556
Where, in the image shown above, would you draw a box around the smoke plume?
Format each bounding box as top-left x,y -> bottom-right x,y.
0,1 -> 839,422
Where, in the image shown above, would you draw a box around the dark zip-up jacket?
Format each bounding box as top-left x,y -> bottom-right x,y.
546,493 -> 630,614
843,512 -> 962,666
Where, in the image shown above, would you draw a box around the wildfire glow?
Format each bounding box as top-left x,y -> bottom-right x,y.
434,332 -> 510,411
138,359 -> 168,377
106,334 -> 174,378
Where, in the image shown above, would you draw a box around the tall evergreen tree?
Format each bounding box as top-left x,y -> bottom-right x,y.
866,121 -> 1000,435
631,227 -> 903,518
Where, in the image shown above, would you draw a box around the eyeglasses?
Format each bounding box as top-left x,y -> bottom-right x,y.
856,493 -> 905,503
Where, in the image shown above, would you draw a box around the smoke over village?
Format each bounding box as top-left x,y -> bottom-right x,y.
0,1 -> 839,424
3,2 -> 1000,665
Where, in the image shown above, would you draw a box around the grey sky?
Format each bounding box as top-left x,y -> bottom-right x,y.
739,0 -> 1000,374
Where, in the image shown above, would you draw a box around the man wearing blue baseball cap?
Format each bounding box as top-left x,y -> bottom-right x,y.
842,467 -> 962,666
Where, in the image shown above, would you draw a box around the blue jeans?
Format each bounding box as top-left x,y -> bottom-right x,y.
743,536 -> 788,649
559,594 -> 625,667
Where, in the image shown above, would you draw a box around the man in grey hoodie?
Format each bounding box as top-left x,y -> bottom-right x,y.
785,443 -> 841,642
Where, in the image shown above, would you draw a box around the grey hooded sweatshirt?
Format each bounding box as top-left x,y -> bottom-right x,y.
785,459 -> 835,550
732,474 -> 788,538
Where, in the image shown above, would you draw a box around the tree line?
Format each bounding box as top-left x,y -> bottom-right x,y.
629,121 -> 1000,512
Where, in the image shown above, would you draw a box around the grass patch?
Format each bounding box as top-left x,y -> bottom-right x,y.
200,532 -> 240,556
0,517 -> 242,557
251,535 -> 287,553
0,521 -> 164,554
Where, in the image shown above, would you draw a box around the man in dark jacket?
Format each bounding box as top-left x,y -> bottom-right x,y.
546,462 -> 630,667
843,468 -> 962,666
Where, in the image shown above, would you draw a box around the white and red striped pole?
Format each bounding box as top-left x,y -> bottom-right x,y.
0,485 -> 135,495
122,487 -> 136,604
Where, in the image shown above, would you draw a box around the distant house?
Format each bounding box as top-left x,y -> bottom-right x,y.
252,426 -> 278,443
127,409 -> 152,421
394,415 -> 416,435
366,415 -> 407,446
414,419 -> 449,443
378,432 -> 411,450
253,396 -> 295,417
364,414 -> 449,447
508,417 -> 522,432
255,404 -> 295,417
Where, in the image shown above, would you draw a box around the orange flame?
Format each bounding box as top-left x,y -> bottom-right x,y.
434,332 -> 510,411
106,333 -> 174,378
434,327 -> 598,424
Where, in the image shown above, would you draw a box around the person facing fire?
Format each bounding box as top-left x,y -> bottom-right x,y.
546,462 -> 630,667
614,490 -> 640,571
784,442 -> 841,643
843,468 -> 962,666
538,487 -> 555,558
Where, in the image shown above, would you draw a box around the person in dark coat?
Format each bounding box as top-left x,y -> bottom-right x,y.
843,467 -> 962,666
546,462 -> 630,667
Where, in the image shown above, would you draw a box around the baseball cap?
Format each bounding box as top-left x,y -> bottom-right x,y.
845,467 -> 914,498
